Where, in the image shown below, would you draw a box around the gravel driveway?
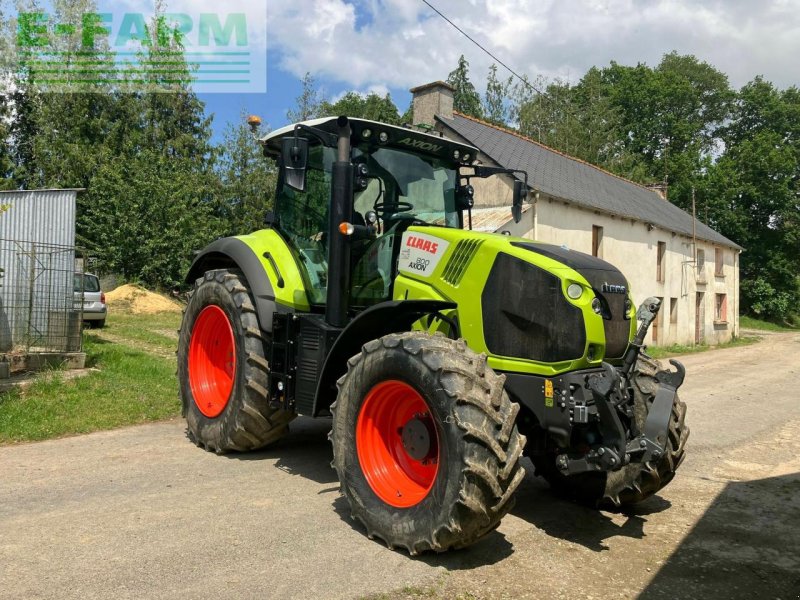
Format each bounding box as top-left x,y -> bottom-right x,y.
2,332 -> 799,599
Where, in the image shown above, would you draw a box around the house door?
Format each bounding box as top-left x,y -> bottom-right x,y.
695,292 -> 705,344
652,296 -> 663,343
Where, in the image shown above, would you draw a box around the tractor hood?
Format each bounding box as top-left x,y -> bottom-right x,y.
393,227 -> 635,373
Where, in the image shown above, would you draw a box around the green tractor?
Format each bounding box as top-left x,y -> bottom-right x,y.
177,116 -> 689,554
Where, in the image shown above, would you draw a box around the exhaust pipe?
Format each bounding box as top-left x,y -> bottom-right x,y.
325,116 -> 353,328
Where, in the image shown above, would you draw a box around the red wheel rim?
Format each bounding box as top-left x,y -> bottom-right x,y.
356,380 -> 440,508
188,305 -> 236,418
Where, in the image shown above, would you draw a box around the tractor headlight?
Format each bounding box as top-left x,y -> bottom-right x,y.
624,298 -> 633,318
567,283 -> 583,299
592,297 -> 603,315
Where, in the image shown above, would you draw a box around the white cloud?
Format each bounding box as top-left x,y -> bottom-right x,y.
267,0 -> 800,92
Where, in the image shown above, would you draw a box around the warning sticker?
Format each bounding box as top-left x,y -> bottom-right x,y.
544,380 -> 554,408
398,232 -> 450,278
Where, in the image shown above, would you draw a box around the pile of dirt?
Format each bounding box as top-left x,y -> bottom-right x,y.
105,284 -> 182,315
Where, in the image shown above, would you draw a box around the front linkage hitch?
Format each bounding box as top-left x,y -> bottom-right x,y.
557,297 -> 686,476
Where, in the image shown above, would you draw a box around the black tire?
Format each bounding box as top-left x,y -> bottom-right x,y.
177,269 -> 294,453
88,319 -> 105,329
331,332 -> 527,554
532,353 -> 689,507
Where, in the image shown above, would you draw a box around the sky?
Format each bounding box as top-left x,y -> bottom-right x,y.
100,0 -> 800,141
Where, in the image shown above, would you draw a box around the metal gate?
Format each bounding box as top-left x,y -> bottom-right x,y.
0,239 -> 83,353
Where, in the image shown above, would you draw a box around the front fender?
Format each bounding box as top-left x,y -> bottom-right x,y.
186,237 -> 278,332
312,299 -> 457,416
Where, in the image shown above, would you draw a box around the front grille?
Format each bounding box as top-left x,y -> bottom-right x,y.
482,253 -> 586,363
511,242 -> 631,360
441,239 -> 483,286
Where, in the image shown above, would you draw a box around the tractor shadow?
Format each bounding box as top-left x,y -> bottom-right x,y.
329,495 -> 515,568
224,418 -> 517,567
222,421 -> 673,561
509,459 -> 672,552
222,416 -> 339,486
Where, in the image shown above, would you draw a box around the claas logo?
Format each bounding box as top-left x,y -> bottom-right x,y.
406,235 -> 439,254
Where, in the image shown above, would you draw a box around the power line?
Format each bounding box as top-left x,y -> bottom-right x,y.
418,0 -> 547,98
419,0 -> 585,147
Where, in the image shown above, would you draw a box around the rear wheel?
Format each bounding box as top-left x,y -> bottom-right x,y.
533,354 -> 689,507
177,269 -> 294,453
331,332 -> 526,554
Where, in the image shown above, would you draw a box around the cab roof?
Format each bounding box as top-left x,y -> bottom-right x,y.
261,117 -> 479,165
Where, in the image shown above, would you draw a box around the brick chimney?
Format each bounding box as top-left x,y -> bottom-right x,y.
409,81 -> 454,128
646,183 -> 669,201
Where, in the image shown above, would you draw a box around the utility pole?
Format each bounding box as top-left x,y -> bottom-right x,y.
691,187 -> 697,263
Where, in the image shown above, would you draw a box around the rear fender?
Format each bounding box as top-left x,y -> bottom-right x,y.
186,237 -> 278,332
312,299 -> 457,416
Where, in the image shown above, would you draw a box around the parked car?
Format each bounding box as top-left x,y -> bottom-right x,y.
74,273 -> 107,328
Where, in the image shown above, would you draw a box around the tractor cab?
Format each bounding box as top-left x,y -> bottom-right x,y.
261,117 -> 487,310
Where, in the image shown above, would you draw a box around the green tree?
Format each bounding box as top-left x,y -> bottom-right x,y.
217,114 -> 277,235
596,53 -> 733,208
319,91 -> 401,124
87,149 -> 220,287
0,91 -> 13,187
702,78 -> 800,319
447,54 -> 483,118
400,100 -> 413,125
287,72 -> 324,122
483,64 -> 510,125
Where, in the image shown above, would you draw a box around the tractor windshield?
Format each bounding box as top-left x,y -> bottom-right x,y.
353,146 -> 459,228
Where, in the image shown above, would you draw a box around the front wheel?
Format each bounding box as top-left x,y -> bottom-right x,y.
331,332 -> 526,554
177,269 -> 294,453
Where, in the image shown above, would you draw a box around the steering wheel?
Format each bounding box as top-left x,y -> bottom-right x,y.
374,201 -> 414,219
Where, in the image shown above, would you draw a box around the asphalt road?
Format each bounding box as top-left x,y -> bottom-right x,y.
2,332 -> 799,600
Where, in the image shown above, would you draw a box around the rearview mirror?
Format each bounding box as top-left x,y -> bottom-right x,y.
512,180 -> 527,223
281,137 -> 309,192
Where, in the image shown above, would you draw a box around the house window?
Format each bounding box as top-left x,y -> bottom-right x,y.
715,293 -> 728,323
696,248 -> 705,279
715,248 -> 724,277
592,225 -> 603,258
670,297 -> 678,324
657,242 -> 666,282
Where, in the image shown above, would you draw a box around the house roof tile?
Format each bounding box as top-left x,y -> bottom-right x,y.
438,112 -> 741,250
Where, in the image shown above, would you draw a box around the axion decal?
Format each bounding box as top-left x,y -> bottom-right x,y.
398,232 -> 449,278
397,137 -> 443,153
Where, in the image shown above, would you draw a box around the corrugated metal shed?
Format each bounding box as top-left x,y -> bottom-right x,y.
0,189 -> 80,247
0,190 -> 82,353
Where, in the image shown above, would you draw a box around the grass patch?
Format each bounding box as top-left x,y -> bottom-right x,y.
0,321 -> 180,445
740,315 -> 799,332
103,310 -> 182,351
647,335 -> 760,359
